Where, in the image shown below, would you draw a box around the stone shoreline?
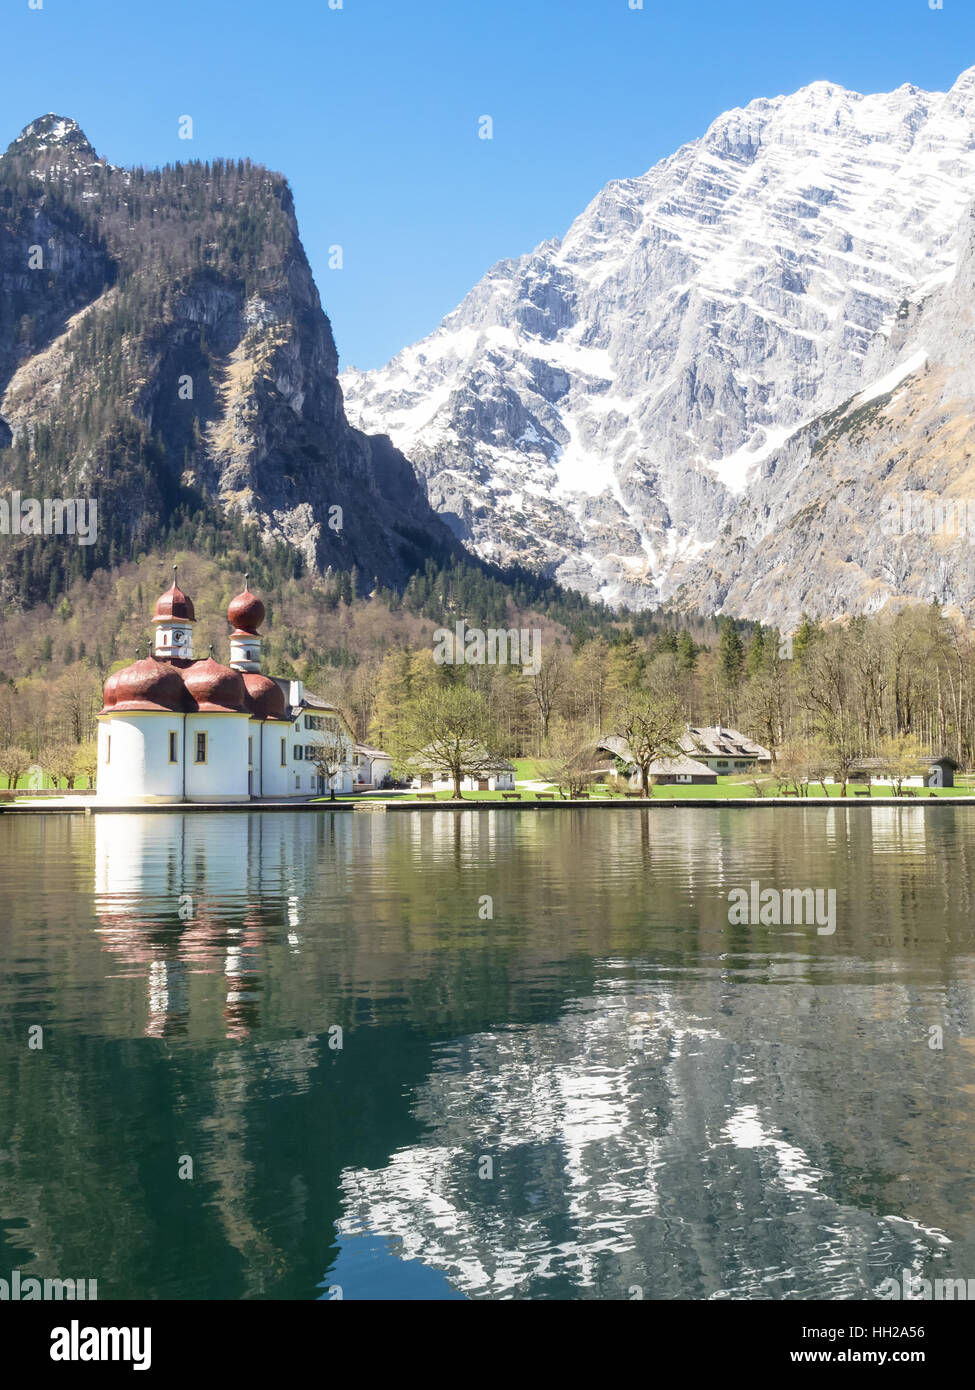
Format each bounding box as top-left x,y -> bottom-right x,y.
1,795 -> 972,815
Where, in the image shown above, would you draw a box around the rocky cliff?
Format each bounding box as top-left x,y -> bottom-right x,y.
341,67 -> 975,618
671,203 -> 975,628
0,115 -> 460,606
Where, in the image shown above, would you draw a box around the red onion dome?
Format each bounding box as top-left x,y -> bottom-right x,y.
101,667 -> 122,710
153,578 -> 196,623
182,657 -> 249,713
109,657 -> 191,713
227,586 -> 265,635
241,672 -> 286,720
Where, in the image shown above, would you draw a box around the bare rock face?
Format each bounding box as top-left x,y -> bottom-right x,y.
0,116 -> 460,598
671,205 -> 975,629
342,68 -> 975,611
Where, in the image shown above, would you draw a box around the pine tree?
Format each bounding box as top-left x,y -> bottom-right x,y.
745,624 -> 766,676
676,630 -> 696,673
718,618 -> 745,687
792,613 -> 819,665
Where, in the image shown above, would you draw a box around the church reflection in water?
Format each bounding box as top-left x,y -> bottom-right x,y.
93,812 -> 328,1040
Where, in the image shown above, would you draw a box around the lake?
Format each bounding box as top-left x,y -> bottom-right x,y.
1,806 -> 973,1300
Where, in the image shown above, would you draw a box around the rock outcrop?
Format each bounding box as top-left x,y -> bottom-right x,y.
342,67 -> 975,615
0,115 -> 460,601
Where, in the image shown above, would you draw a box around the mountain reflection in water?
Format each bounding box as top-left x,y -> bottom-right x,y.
0,806 -> 973,1299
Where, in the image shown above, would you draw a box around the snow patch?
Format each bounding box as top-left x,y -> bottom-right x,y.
708,423 -> 806,494
854,347 -> 928,405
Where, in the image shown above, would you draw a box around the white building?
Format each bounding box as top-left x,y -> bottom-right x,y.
95,569 -> 368,804
680,726 -> 771,773
352,743 -> 394,789
407,748 -> 516,793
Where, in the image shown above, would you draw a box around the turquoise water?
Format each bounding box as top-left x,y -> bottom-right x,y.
1,806 -> 973,1299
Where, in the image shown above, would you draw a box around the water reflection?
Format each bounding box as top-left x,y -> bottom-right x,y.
0,806 -> 973,1298
93,814 -> 324,1039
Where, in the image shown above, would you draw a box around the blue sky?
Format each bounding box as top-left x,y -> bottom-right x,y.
2,0 -> 974,369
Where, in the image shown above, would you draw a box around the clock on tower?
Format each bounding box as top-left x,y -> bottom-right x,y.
152,568 -> 196,661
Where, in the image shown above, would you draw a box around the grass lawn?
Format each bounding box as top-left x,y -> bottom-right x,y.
1,774 -> 94,791
318,775 -> 975,804
635,778 -> 969,799
511,758 -> 548,782
1,773 -> 56,790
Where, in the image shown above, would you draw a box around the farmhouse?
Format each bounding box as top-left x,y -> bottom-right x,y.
847,753 -> 960,789
679,727 -> 772,773
598,735 -> 718,788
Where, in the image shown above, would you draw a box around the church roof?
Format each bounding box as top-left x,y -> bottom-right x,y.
182,657 -> 249,713
102,656 -> 192,713
227,584 -> 265,635
102,572 -> 290,719
153,572 -> 196,623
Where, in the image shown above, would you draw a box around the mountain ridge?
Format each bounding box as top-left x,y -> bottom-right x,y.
0,115 -> 463,608
341,65 -> 975,621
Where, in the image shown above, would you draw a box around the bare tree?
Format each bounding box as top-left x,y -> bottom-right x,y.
613,691 -> 686,796
40,742 -> 79,790
539,718 -> 597,799
52,665 -> 102,744
391,685 -> 499,798
531,649 -> 565,747
878,733 -> 926,796
774,742 -> 812,797
800,632 -> 862,796
0,745 -> 32,793
307,731 -> 349,801
75,740 -> 99,790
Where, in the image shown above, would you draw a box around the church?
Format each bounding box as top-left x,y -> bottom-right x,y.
95,570 -> 359,804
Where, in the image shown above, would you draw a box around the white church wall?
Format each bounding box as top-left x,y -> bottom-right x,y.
260,723 -> 294,797
184,714 -> 250,802
247,720 -> 261,797
96,714 -> 185,803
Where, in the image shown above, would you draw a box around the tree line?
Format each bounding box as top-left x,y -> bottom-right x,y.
3,533 -> 972,795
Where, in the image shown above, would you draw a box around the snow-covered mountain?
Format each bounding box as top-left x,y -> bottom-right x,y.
342,67 -> 975,612
672,196 -> 975,628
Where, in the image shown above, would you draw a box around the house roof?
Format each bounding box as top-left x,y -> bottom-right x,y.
597,734 -> 636,763
408,743 -> 515,772
354,743 -> 391,758
852,754 -> 961,770
682,726 -> 771,760
301,690 -> 342,712
287,688 -> 355,732
597,728 -> 769,767
647,755 -> 716,777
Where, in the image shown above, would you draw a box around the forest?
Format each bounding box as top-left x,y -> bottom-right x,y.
0,527 -> 969,792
